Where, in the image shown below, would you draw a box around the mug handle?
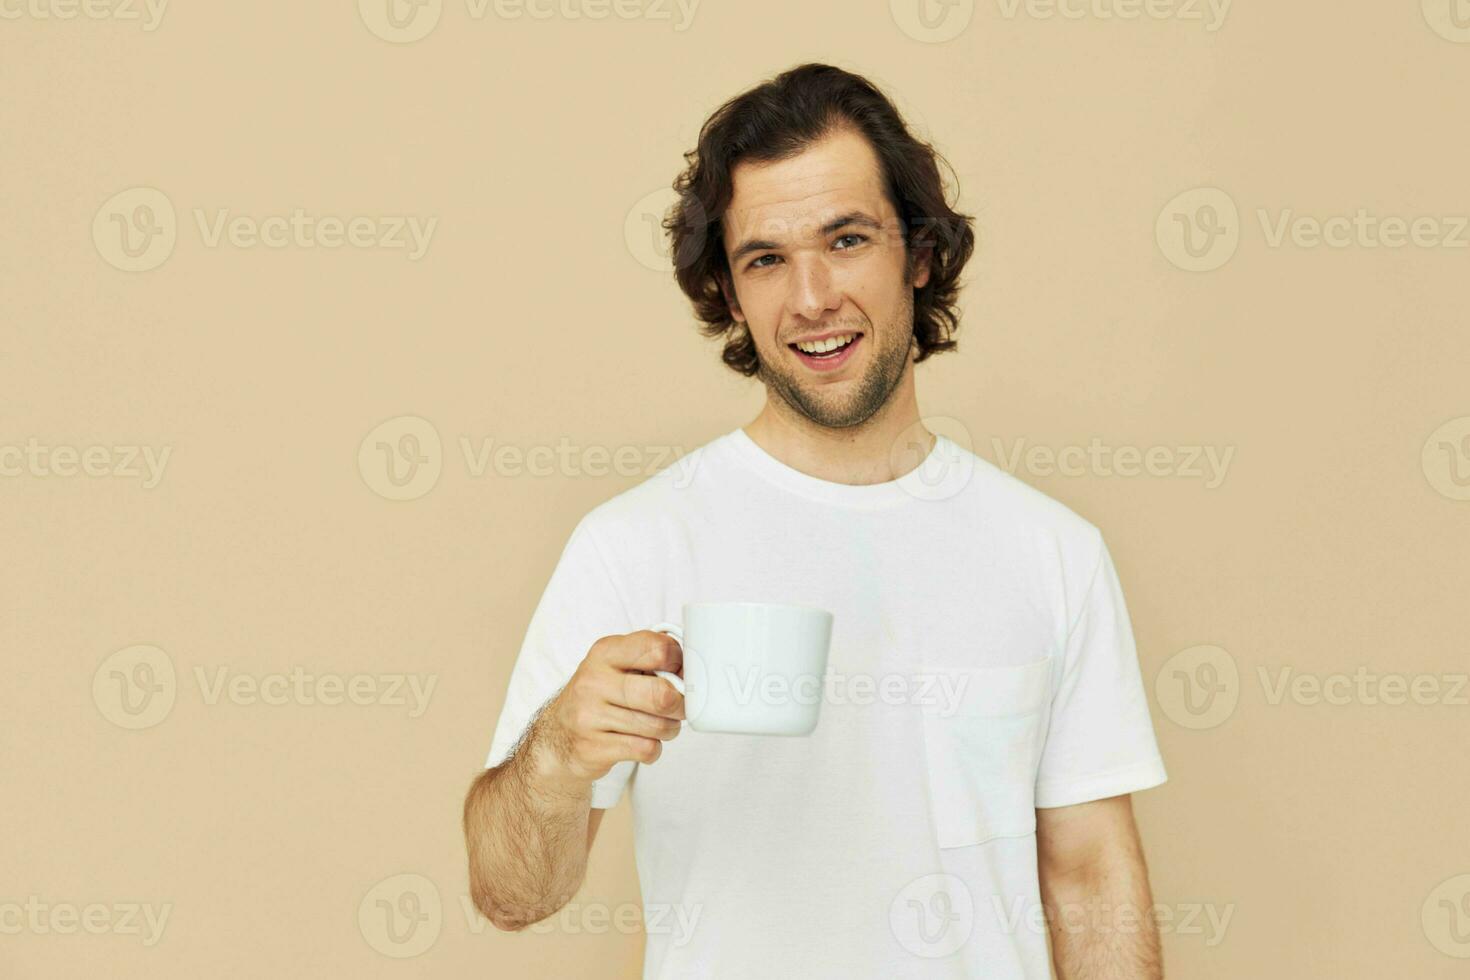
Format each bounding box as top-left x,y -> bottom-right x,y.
646,621 -> 688,725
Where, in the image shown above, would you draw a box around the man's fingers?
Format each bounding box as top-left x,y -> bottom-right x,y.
600,704 -> 683,741
595,630 -> 683,674
606,733 -> 662,766
611,671 -> 686,720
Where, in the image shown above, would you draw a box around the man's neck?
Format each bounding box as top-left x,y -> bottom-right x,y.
741,373 -> 936,487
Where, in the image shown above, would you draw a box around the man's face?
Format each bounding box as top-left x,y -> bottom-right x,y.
719,127 -> 931,429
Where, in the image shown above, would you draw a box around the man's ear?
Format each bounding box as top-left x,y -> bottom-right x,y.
719,270 -> 745,323
908,245 -> 933,291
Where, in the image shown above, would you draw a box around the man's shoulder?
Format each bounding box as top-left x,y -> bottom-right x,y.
955,443 -> 1107,551
951,447 -> 1117,612
575,429 -> 735,533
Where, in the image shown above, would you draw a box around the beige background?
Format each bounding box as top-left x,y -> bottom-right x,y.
4,1 -> 1468,977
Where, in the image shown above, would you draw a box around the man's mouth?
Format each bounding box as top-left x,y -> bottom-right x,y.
788,332 -> 862,371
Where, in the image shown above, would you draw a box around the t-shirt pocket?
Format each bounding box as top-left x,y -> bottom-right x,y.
919,658 -> 1053,848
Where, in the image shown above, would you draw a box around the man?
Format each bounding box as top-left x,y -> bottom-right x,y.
464,62 -> 1169,978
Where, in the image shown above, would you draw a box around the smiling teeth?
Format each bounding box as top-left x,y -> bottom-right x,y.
795,333 -> 856,354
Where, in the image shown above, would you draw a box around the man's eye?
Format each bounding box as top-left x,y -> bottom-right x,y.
748,235 -> 865,269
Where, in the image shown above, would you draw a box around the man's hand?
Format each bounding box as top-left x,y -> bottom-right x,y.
537,629 -> 687,784
464,629 -> 687,931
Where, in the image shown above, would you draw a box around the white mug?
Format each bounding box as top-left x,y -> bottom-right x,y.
647,601 -> 834,736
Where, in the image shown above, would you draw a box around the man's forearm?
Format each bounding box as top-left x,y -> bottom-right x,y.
1040,844 -> 1163,979
463,717 -> 595,931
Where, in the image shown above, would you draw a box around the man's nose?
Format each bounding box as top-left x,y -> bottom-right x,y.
787,254 -> 842,321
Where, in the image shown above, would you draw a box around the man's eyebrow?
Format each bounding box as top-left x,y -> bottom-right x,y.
728,211 -> 886,264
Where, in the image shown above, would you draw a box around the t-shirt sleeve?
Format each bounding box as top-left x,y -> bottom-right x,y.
484,515 -> 639,809
1034,533 -> 1168,809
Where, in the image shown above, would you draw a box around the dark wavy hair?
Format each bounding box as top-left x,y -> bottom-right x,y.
662,63 -> 976,377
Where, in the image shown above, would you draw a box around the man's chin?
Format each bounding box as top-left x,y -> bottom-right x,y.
787,392 -> 883,429
758,358 -> 894,429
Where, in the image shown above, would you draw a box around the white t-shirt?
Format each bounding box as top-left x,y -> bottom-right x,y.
485,427 -> 1168,979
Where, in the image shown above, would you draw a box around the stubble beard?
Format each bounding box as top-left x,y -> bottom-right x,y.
755,292 -> 917,430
